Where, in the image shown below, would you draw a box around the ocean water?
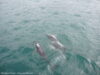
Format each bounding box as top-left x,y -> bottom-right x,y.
0,0 -> 100,75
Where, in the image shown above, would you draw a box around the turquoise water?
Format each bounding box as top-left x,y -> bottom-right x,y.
0,0 -> 100,75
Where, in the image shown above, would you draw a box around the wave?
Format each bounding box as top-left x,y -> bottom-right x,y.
0,46 -> 100,75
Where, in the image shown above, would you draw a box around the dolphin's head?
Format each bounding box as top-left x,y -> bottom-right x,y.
46,34 -> 58,41
33,41 -> 41,49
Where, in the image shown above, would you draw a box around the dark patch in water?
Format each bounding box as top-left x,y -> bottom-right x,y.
2,62 -> 33,72
7,21 -> 15,24
74,14 -> 81,17
33,19 -> 41,22
0,47 -> 10,54
14,38 -> 20,41
53,12 -> 60,15
40,7 -> 46,10
21,20 -> 31,24
15,13 -> 21,16
13,27 -> 22,30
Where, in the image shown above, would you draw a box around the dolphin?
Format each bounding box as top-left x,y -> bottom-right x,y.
47,34 -> 66,50
34,41 -> 47,60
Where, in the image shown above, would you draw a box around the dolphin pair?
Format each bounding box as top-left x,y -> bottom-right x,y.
34,34 -> 65,59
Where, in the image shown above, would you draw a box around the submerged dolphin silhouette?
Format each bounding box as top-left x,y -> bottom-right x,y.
47,34 -> 66,50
